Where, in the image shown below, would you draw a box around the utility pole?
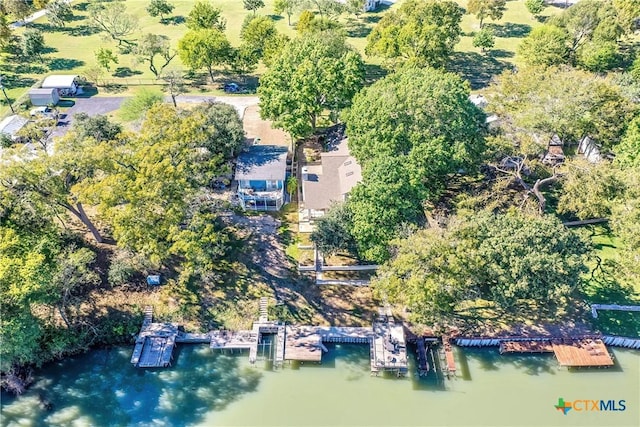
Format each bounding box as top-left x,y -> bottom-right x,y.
0,76 -> 15,114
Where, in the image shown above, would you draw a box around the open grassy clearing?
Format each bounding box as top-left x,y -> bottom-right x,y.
1,0 -> 562,116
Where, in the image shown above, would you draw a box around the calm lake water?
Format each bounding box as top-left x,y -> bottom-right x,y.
1,344 -> 638,427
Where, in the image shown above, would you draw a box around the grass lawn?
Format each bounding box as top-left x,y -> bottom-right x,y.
1,0 -> 562,116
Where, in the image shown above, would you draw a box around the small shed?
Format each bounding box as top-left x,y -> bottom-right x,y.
41,75 -> 80,96
0,114 -> 29,142
28,88 -> 60,106
146,275 -> 161,286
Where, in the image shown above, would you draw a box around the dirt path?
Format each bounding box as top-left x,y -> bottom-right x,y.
230,213 -> 377,326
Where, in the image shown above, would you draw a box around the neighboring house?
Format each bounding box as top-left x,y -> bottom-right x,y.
578,136 -> 603,163
41,75 -> 80,96
301,134 -> 362,220
235,145 -> 288,211
0,114 -> 29,142
339,0 -> 380,12
28,88 -> 60,107
542,134 -> 565,165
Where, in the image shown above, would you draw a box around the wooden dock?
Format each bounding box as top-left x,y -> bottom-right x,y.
551,338 -> 614,367
442,336 -> 456,375
130,307 -> 179,368
370,322 -> 408,376
500,340 -> 553,354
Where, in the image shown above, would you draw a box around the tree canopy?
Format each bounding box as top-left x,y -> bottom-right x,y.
186,0 -> 226,31
491,66 -> 636,148
372,213 -> 591,323
258,31 -> 365,137
366,0 -> 463,69
342,66 -> 486,261
466,0 -> 506,28
178,29 -> 232,81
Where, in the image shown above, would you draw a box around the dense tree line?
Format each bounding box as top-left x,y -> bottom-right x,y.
0,102 -> 244,387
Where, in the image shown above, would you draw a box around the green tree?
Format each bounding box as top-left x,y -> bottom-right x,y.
576,40 -> 620,72
88,1 -> 139,46
557,159 -> 626,220
343,67 -> 486,261
4,0 -> 31,24
296,10 -> 343,34
186,1 -> 226,31
95,47 -> 118,71
77,104 -> 236,264
348,157 -> 425,261
345,0 -> 366,18
21,28 -> 46,62
473,27 -> 495,53
517,24 -> 569,67
274,0 -> 298,26
178,29 -> 232,82
366,0 -> 463,69
525,0 -> 545,18
613,0 -> 640,34
373,212 -> 590,323
306,0 -> 345,18
466,0 -> 506,28
243,0 -> 265,16
310,202 -> 358,256
146,0 -> 175,23
615,115 -> 640,169
258,31 -> 365,137
241,15 -> 279,59
46,0 -> 73,28
133,33 -> 177,79
118,87 -> 164,121
0,13 -> 12,49
0,148 -> 105,243
229,44 -> 259,75
71,113 -> 122,142
286,175 -> 297,200
551,0 -> 622,62
492,66 -> 635,148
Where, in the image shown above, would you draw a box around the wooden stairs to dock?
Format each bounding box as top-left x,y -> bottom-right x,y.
259,297 -> 268,323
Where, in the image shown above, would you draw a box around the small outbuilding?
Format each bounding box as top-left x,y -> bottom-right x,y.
41,75 -> 80,96
0,114 -> 29,142
28,88 -> 60,107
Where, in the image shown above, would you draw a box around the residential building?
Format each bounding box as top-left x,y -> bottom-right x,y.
235,145 -> 289,211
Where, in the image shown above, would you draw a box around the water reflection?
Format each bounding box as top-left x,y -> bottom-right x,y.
1,346 -> 262,427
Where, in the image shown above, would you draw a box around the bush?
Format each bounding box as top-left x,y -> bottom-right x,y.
118,88 -> 164,121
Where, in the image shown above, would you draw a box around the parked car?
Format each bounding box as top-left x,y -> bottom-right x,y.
224,83 -> 239,93
30,106 -> 57,119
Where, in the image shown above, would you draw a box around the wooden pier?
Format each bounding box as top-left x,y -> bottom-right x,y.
456,336 -> 614,368
441,336 -> 456,376
130,307 -> 179,368
131,302 -> 411,375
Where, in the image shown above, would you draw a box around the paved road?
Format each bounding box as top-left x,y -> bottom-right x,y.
50,95 -> 259,139
9,0 -> 73,29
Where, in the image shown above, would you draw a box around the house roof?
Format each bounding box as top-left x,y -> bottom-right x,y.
0,115 -> 28,138
41,75 -> 78,88
235,145 -> 288,181
302,137 -> 362,211
29,88 -> 58,95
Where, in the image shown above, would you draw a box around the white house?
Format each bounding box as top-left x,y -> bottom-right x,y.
578,136 -> 603,163
0,114 -> 29,142
41,75 -> 80,96
339,0 -> 381,12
